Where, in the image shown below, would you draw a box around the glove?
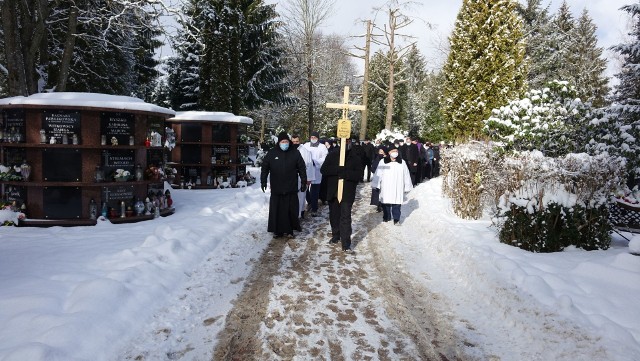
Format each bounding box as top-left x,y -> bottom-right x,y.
300,183 -> 308,192
337,166 -> 346,179
261,183 -> 267,193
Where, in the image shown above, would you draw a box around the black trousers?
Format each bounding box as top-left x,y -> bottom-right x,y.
329,198 -> 354,250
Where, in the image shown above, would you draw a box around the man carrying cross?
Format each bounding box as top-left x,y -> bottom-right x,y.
321,86 -> 366,252
321,137 -> 364,252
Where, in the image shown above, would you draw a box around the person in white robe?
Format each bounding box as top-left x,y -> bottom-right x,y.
303,131 -> 328,216
292,135 -> 314,218
371,145 -> 413,225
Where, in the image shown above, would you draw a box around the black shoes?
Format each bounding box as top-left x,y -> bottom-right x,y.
393,220 -> 400,225
329,236 -> 339,244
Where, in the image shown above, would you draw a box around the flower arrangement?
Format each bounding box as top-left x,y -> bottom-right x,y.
113,169 -> 131,181
145,166 -> 165,181
0,164 -> 23,181
0,201 -> 25,226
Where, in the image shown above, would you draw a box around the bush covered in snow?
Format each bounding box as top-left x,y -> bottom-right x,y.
483,80 -> 595,158
586,105 -> 640,180
442,142 -> 624,252
491,152 -> 624,252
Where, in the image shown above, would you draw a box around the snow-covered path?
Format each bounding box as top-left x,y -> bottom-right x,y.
116,178 -> 639,361
2,166 -> 637,360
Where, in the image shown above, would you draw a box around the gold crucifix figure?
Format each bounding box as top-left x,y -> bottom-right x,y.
326,86 -> 366,202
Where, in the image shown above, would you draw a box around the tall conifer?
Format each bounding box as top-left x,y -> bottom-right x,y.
441,0 -> 527,140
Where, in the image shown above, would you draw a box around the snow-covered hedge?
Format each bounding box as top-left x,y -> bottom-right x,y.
442,142 -> 624,252
441,141 -> 490,220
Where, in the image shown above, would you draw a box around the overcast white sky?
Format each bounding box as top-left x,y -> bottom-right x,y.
156,1 -> 633,83
267,0 -> 632,79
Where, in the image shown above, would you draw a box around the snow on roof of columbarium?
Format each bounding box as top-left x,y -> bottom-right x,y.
169,111 -> 253,125
0,92 -> 175,116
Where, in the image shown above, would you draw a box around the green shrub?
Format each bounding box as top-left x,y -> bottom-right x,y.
499,202 -> 611,252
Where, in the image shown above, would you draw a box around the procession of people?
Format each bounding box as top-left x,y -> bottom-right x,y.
261,130 -> 442,252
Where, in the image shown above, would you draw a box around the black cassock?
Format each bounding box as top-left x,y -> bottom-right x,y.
261,146 -> 307,235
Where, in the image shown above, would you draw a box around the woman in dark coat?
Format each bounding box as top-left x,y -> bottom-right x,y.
320,139 -> 364,252
260,132 -> 307,237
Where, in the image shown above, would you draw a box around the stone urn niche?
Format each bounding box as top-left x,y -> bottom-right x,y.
0,92 -> 177,226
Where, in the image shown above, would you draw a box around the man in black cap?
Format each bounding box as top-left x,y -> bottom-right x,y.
261,132 -> 307,238
321,138 -> 364,252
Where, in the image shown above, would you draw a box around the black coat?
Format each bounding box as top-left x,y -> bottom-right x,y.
362,142 -> 376,163
260,146 -> 306,194
321,145 -> 364,204
407,143 -> 419,172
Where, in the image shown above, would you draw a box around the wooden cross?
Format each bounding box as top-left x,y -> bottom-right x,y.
326,86 -> 366,202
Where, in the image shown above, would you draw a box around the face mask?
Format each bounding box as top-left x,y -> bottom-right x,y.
280,143 -> 289,151
310,138 -> 318,144
389,151 -> 398,158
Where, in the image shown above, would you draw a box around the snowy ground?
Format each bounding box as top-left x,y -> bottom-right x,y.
0,167 -> 639,361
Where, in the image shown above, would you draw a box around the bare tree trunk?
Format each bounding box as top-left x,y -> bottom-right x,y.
2,0 -> 50,95
370,3 -> 416,132
385,12 -> 397,130
57,6 -> 79,92
281,0 -> 336,138
19,0 -> 49,94
359,20 -> 372,140
307,66 -> 314,135
2,0 -> 28,96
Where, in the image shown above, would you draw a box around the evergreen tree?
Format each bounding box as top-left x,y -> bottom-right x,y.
441,0 -> 527,141
589,3 -> 640,181
165,0 -> 204,110
175,0 -> 290,114
566,9 -> 609,107
551,0 -> 575,84
422,71 -> 447,142
242,2 -> 291,109
516,0 -> 553,89
404,45 -> 427,136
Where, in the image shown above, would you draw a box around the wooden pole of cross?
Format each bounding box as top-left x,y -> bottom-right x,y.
326,86 -> 366,202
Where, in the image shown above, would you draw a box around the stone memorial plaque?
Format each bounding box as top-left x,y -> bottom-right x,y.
212,124 -> 230,143
3,109 -> 26,142
148,116 -> 164,135
43,187 -> 82,219
181,123 -> 201,142
42,110 -> 80,144
101,149 -> 135,180
4,185 -> 26,207
101,112 -> 134,146
181,145 -> 201,164
43,148 -> 81,181
147,148 -> 164,168
101,185 -> 135,210
3,148 -> 26,167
